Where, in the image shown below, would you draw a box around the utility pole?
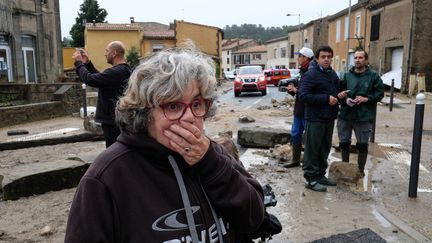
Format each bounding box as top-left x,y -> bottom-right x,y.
346,0 -> 352,71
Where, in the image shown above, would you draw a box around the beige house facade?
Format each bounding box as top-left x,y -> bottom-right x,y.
265,36 -> 289,69
222,39 -> 258,72
327,1 -> 370,73
232,45 -> 267,69
84,20 -> 223,75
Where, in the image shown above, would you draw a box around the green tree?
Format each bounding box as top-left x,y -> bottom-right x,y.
62,37 -> 73,47
126,46 -> 140,70
223,24 -> 295,42
70,0 -> 107,47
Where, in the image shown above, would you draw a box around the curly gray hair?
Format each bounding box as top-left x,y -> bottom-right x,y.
116,45 -> 218,133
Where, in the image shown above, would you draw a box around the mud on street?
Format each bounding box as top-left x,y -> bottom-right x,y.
0,81 -> 432,242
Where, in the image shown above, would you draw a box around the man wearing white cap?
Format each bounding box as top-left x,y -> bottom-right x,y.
283,47 -> 314,168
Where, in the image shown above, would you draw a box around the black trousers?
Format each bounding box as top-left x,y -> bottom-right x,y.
101,123 -> 121,148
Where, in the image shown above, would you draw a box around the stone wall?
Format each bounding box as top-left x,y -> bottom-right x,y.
0,83 -> 83,127
411,0 -> 432,92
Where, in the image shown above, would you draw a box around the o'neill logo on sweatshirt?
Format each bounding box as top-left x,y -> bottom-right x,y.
152,206 -> 202,231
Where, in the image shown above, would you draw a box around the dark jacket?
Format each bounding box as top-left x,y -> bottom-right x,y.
65,131 -> 265,243
339,66 -> 384,122
292,62 -> 310,118
299,60 -> 341,122
75,61 -> 131,125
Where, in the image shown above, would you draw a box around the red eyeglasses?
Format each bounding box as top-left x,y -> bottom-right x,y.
159,99 -> 212,121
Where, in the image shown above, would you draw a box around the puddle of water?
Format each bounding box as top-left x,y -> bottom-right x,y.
7,128 -> 80,142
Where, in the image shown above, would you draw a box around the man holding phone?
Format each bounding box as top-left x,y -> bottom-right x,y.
72,41 -> 132,147
337,50 -> 384,176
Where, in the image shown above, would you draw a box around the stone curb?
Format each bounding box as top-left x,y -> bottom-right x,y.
0,132 -> 104,151
1,158 -> 92,200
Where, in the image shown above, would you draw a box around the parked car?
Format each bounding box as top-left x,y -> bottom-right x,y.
223,70 -> 236,80
234,66 -> 267,97
264,69 -> 291,86
288,68 -> 300,79
278,76 -> 300,94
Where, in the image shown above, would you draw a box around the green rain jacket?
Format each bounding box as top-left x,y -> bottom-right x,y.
339,66 -> 384,122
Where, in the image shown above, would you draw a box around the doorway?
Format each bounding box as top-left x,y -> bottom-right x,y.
0,46 -> 12,82
22,47 -> 37,83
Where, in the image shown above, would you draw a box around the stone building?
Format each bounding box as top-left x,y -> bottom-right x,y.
327,0 -> 432,92
266,36 -> 289,69
222,39 -> 259,72
232,45 -> 267,69
0,0 -> 63,84
301,17 -> 329,54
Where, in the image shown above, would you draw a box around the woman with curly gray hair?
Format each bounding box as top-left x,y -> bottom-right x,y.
65,45 -> 265,243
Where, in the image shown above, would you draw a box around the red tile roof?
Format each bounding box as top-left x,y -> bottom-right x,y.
234,45 -> 267,53
86,23 -> 142,31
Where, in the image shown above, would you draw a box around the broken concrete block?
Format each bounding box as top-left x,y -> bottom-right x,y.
1,159 -> 91,200
237,127 -> 291,149
329,161 -> 361,183
83,115 -> 103,135
238,115 -> 255,123
270,144 -> 292,162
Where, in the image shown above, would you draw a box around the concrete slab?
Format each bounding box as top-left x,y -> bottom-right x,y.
1,158 -> 91,200
237,126 -> 291,148
0,132 -> 103,151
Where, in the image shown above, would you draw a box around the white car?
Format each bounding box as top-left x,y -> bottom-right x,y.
381,69 -> 402,89
288,68 -> 300,79
223,70 -> 236,80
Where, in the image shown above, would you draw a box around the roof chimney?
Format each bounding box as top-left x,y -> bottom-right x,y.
130,17 -> 134,23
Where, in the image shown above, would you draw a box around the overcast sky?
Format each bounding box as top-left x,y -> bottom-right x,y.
59,0 -> 358,38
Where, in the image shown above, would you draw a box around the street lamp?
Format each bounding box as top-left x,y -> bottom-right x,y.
286,13 -> 301,51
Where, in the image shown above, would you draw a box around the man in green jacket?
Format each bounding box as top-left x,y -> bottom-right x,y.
337,50 -> 384,176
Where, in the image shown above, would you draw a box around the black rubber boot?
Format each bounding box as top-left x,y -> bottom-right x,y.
357,152 -> 368,177
339,142 -> 351,162
356,143 -> 369,177
283,144 -> 302,168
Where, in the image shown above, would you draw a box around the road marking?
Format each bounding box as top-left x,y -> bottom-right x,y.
244,97 -> 263,111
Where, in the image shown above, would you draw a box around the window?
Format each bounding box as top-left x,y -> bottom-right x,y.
41,0 -> 48,5
304,38 -> 308,43
290,44 -> 295,58
227,58 -> 229,64
336,20 -> 341,42
253,54 -> 261,60
344,17 -> 349,40
274,48 -> 277,58
281,47 -> 286,58
245,55 -> 250,64
152,44 -> 164,53
370,14 -> 380,41
227,50 -> 229,55
355,14 -> 361,37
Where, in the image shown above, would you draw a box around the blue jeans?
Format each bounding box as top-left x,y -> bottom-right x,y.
291,116 -> 305,145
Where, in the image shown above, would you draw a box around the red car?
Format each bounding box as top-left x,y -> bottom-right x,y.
264,69 -> 291,86
234,66 -> 267,97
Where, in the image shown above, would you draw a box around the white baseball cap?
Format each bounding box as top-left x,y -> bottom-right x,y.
295,47 -> 314,58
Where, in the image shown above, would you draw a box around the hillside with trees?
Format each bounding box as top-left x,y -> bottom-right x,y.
223,24 -> 300,42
